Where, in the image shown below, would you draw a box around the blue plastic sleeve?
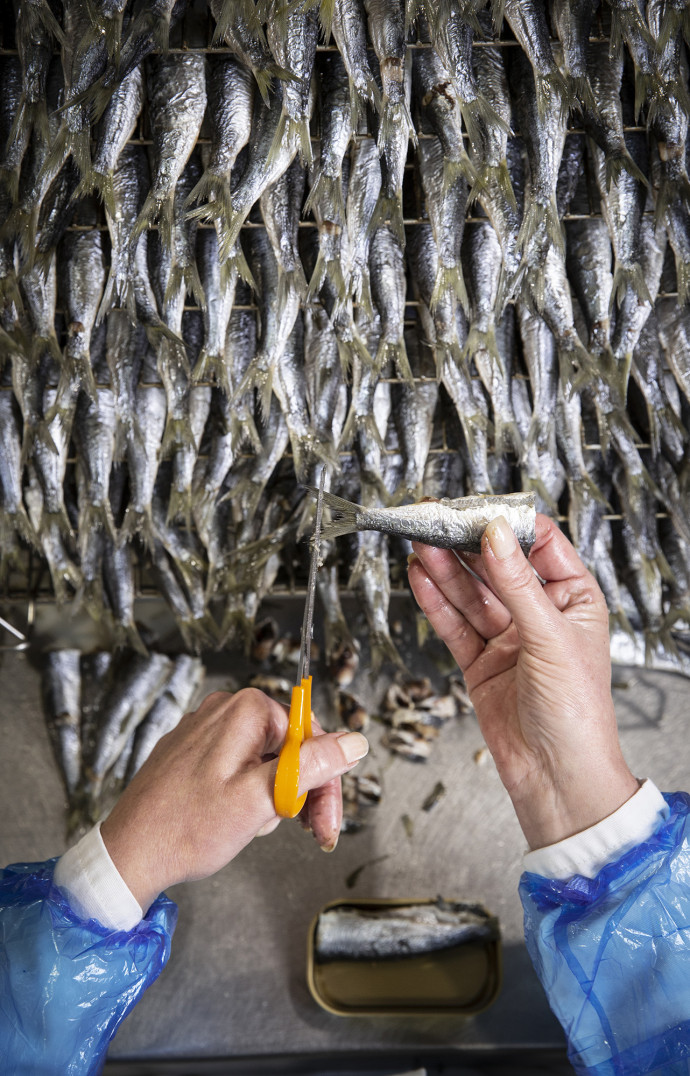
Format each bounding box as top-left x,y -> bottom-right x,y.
520,791 -> 690,1075
0,857 -> 178,1075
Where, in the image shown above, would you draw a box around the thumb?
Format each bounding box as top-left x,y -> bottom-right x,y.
298,731 -> 369,796
481,516 -> 561,651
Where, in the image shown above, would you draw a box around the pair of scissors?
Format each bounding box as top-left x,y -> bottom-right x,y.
274,472 -> 326,819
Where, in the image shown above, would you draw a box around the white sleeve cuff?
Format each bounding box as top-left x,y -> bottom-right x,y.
522,778 -> 670,881
53,822 -> 144,932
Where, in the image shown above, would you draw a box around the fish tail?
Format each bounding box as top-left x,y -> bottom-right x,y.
431,263 -> 469,316
609,262 -> 652,311
90,171 -> 117,218
489,0 -> 505,32
98,267 -> 136,323
307,246 -> 348,305
444,154 -> 479,203
192,347 -> 229,392
307,488 -> 363,542
518,198 -> 565,261
37,124 -> 69,190
520,472 -> 559,515
185,171 -> 232,223
460,96 -> 509,154
277,266 -> 308,315
232,356 -> 273,419
304,170 -> 346,224
368,194 -> 405,249
463,323 -> 503,374
64,344 -> 98,402
15,504 -> 41,551
570,75 -> 597,115
160,417 -> 198,460
7,205 -> 40,264
217,210 -> 251,265
534,71 -> 574,123
493,416 -> 523,458
78,501 -> 118,545
232,408 -> 262,453
470,159 -> 517,214
223,240 -> 256,293
268,111 -> 312,170
143,323 -> 190,372
350,266 -> 374,320
111,616 -> 149,657
374,338 -> 413,383
131,189 -> 172,249
164,261 -> 206,312
673,257 -> 690,307
121,505 -> 156,551
219,605 -> 254,653
609,607 -> 635,640
40,507 -> 74,543
46,554 -> 82,605
24,0 -> 67,47
166,486 -> 193,531
335,328 -> 373,378
20,420 -> 55,467
368,630 -> 404,674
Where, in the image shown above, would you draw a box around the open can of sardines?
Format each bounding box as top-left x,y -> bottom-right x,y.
307,897 -> 501,1017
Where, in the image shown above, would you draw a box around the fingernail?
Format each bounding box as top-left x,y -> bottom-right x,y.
337,731 -> 369,764
320,836 -> 339,854
485,515 -> 517,561
407,553 -> 417,566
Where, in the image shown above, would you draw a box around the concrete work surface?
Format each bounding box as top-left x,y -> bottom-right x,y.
1,593 -> 688,1072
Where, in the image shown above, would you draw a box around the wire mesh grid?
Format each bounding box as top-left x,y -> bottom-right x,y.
0,0 -> 682,617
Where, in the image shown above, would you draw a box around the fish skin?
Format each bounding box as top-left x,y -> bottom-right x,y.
215,81 -> 299,259
411,45 -> 474,196
170,383 -> 212,528
186,53 -> 254,226
84,65 -> 144,215
59,228 -> 106,401
10,345 -> 52,467
33,373 -> 79,538
589,49 -> 650,309
0,389 -> 39,551
19,251 -> 61,364
610,214 -> 667,391
42,649 -> 82,800
346,136 -> 381,317
165,153 -> 205,312
463,221 -> 522,457
350,527 -> 402,671
237,227 -> 301,415
364,0 -> 415,244
194,225 -> 237,391
99,142 -> 147,320
658,297 -> 690,408
565,217 -> 613,355
470,41 -> 522,304
73,385 -> 118,549
370,224 -> 412,381
551,0 -> 598,111
391,336 -> 438,503
123,381 -> 167,548
0,55 -> 30,202
208,0 -> 284,105
103,504 -> 147,655
517,305 -> 565,513
332,0 -> 381,112
555,380 -> 607,551
418,135 -> 469,314
266,5 -> 318,166
128,655 -> 205,777
261,157 -> 308,312
272,315 -> 332,484
106,312 -> 144,459
315,899 -> 497,960
503,0 -> 571,118
313,488 -> 536,553
80,650 -> 114,777
10,0 -> 59,159
89,652 -> 174,808
132,53 -> 207,252
633,315 -> 686,461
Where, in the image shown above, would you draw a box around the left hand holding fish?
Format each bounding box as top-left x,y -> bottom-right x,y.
407,513 -> 639,852
100,688 -> 369,913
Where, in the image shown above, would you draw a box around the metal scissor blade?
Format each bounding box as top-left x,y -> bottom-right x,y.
298,470 -> 327,683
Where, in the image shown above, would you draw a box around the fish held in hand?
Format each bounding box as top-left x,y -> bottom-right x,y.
310,489 -> 536,554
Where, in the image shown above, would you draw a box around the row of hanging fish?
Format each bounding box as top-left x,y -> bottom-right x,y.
42,646 -> 205,830
1,0 -> 690,675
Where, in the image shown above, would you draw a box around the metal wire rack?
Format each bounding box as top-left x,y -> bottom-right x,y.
0,0 -> 682,619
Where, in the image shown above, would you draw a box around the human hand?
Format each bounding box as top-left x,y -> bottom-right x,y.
100,688 -> 368,911
407,514 -> 639,850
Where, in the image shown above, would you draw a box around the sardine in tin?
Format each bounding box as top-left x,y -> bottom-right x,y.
307,898 -> 502,1017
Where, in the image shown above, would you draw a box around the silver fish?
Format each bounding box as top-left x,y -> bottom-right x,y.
314,899 -> 498,961
332,0 -> 381,112
84,65 -> 145,215
0,389 -> 38,550
73,386 -> 118,546
59,228 -> 106,400
132,53 -> 207,251
370,224 -> 413,380
260,158 -> 308,312
346,135 -> 381,317
128,655 -> 205,776
89,652 -> 173,807
42,649 -> 82,801
266,5 -> 318,166
313,488 -> 536,553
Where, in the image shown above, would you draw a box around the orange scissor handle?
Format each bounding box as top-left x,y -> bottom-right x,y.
274,676 -> 312,818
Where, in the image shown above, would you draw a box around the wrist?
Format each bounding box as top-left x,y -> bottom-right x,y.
510,763 -> 641,851
100,815 -> 169,913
